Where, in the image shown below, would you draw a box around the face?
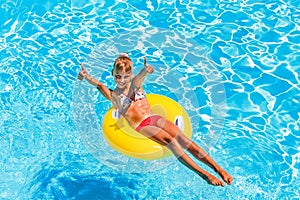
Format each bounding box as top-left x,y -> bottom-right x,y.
113,69 -> 132,89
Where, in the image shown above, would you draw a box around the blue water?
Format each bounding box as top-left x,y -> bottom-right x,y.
1,0 -> 299,199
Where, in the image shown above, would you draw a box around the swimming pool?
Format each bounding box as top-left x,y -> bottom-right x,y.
1,0 -> 299,199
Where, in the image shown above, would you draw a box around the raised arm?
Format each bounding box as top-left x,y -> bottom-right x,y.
78,63 -> 112,101
132,57 -> 154,88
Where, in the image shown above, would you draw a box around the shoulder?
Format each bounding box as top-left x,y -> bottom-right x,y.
110,90 -> 119,107
131,77 -> 142,89
111,89 -> 119,98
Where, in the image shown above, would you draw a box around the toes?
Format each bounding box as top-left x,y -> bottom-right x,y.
217,182 -> 224,187
212,180 -> 224,187
225,177 -> 233,185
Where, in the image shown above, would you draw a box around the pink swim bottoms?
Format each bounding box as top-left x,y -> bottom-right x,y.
135,115 -> 162,132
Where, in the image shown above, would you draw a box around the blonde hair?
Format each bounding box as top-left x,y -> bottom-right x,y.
112,53 -> 132,75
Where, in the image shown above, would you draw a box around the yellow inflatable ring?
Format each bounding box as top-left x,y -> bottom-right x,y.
102,94 -> 192,160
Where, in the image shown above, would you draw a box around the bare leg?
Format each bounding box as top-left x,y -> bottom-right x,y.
168,138 -> 225,186
139,126 -> 225,186
157,119 -> 233,185
184,141 -> 233,185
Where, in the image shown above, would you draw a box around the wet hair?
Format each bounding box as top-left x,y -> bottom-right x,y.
112,53 -> 132,75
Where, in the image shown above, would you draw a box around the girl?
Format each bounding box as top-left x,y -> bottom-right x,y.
78,53 -> 233,186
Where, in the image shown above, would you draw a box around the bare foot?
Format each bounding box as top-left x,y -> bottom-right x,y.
203,174 -> 225,187
218,168 -> 233,185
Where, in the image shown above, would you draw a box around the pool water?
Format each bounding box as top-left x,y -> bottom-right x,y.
1,0 -> 299,199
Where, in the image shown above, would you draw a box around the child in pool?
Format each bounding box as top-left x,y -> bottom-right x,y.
78,53 -> 233,186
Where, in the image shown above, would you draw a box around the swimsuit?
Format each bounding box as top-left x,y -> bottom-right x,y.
118,84 -> 162,132
119,85 -> 146,113
135,115 -> 162,132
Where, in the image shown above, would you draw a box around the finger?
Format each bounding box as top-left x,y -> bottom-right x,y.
80,63 -> 86,71
148,65 -> 154,71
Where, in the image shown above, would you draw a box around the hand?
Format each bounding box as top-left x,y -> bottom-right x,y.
78,63 -> 88,80
144,57 -> 154,74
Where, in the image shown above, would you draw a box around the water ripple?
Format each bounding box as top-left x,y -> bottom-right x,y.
0,0 -> 299,199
